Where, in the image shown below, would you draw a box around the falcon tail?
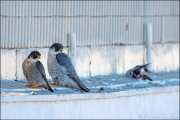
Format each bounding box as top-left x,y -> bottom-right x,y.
76,80 -> 90,92
42,84 -> 54,92
47,86 -> 54,92
80,85 -> 90,92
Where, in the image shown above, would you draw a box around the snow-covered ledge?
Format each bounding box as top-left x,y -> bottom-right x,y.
1,72 -> 179,119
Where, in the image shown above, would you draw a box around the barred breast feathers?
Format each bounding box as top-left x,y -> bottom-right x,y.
47,50 -> 60,79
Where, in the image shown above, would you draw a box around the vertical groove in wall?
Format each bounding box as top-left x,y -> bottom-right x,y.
15,49 -> 17,80
1,1 -> 179,49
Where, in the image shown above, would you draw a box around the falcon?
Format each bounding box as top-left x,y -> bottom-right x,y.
22,51 -> 54,92
47,43 -> 90,92
126,63 -> 153,81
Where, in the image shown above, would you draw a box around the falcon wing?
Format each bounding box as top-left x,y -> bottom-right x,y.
134,63 -> 151,72
36,61 -> 54,92
22,61 -> 28,80
56,53 -> 90,92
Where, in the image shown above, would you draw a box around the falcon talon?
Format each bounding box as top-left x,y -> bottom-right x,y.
30,84 -> 39,88
26,84 -> 31,87
50,83 -> 55,85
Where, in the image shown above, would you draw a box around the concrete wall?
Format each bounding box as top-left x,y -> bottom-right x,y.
1,91 -> 179,119
1,43 -> 179,80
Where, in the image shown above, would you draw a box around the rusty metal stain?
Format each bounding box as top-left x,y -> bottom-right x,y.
0,15 -> 179,18
125,23 -> 128,30
1,41 -> 179,49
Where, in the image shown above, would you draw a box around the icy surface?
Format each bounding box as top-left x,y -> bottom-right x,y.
1,71 -> 179,96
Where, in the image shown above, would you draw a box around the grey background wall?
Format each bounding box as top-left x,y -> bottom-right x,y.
1,1 -> 179,48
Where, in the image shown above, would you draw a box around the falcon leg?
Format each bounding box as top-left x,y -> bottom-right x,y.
26,84 -> 31,87
51,77 -> 59,86
50,83 -> 60,86
30,84 -> 39,88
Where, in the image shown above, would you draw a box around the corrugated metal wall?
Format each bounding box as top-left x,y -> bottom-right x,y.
1,1 -> 179,49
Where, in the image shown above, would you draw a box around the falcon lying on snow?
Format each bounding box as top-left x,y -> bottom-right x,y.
22,51 -> 54,92
126,63 -> 153,81
47,43 -> 90,92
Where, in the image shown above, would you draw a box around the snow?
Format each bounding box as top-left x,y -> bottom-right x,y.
86,80 -> 91,83
1,71 -> 179,96
103,82 -> 109,85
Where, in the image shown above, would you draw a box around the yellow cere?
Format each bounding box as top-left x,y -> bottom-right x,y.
59,48 -> 62,51
36,54 -> 41,58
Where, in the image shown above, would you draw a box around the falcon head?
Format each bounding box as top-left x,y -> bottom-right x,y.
50,43 -> 63,52
28,51 -> 41,60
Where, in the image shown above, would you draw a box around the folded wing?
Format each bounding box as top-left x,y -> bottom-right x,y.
56,53 -> 90,92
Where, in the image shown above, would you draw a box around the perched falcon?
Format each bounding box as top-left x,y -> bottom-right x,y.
22,51 -> 54,92
126,63 -> 153,81
47,43 -> 90,92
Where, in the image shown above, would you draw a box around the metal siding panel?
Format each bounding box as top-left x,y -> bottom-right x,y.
103,1 -> 107,45
147,1 -> 176,15
1,1 -> 179,49
82,1 -> 86,46
1,2 -> 5,47
84,2 -> 88,46
4,1 -> 9,48
170,1 -> 179,15
1,2 -> 4,48
85,2 -> 89,46
49,2 -> 53,47
52,1 -> 56,45
147,17 -> 162,43
163,17 -> 179,43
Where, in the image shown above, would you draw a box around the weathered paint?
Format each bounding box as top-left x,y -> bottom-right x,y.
151,44 -> 179,72
1,49 -> 16,80
76,47 -> 91,78
1,43 -> 179,80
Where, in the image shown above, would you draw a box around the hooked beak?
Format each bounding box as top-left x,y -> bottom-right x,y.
37,55 -> 41,59
59,48 -> 63,52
